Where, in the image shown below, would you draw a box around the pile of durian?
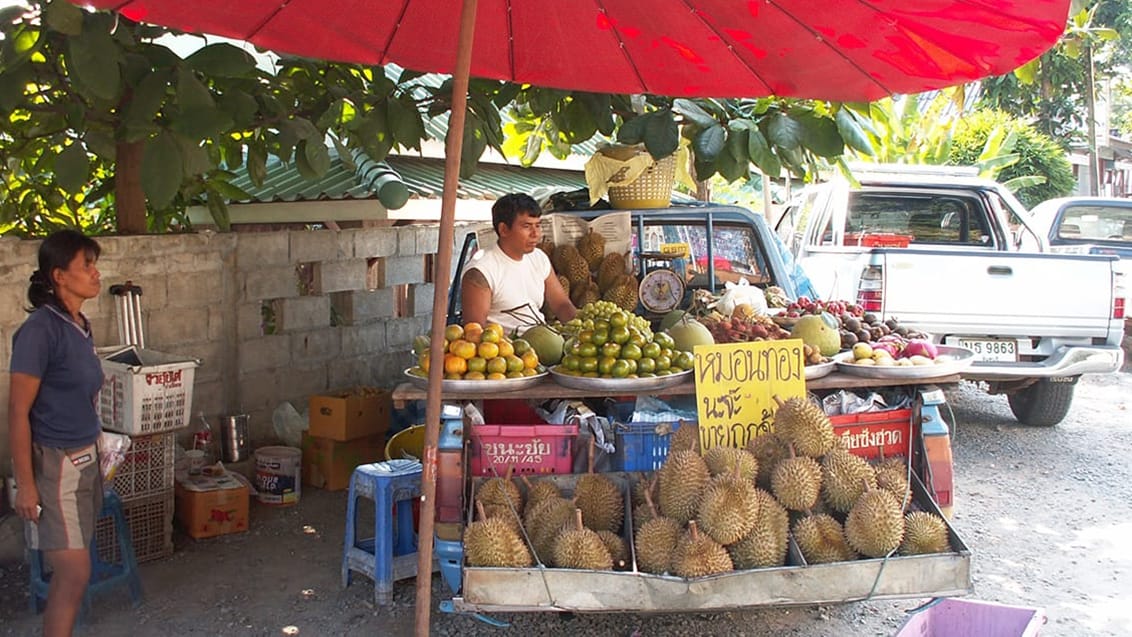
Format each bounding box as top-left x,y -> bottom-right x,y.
541,230 -> 639,313
464,400 -> 953,578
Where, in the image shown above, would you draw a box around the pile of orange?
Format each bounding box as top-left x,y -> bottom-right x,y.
408,322 -> 543,381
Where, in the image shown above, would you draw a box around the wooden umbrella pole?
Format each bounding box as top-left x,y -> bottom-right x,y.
414,0 -> 478,634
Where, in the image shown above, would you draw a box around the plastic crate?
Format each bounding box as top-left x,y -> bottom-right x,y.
894,598 -> 1046,637
95,491 -> 174,564
829,407 -> 914,461
612,420 -> 690,471
99,347 -> 200,435
109,432 -> 176,502
469,424 -> 578,477
844,232 -> 913,248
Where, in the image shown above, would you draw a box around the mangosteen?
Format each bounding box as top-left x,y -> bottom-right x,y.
844,317 -> 862,332
863,312 -> 878,325
856,328 -> 872,343
895,326 -> 910,337
841,332 -> 859,348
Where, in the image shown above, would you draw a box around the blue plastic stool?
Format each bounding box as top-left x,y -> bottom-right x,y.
341,460 -> 422,605
28,491 -> 144,617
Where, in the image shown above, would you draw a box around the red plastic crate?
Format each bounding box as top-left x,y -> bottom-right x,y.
844,232 -> 913,248
829,407 -> 914,461
469,424 -> 578,477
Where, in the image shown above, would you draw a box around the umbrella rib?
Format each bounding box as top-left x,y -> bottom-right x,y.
766,0 -> 893,97
505,0 -> 516,81
674,0 -> 774,95
244,0 -> 298,42
380,0 -> 416,66
592,0 -> 648,94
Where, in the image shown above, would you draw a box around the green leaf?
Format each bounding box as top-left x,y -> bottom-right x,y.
642,110 -> 679,159
141,132 -> 183,209
387,94 -> 424,150
303,139 -> 331,177
616,116 -> 648,145
67,29 -> 121,101
576,92 -> 615,136
123,71 -> 170,125
555,98 -> 597,144
765,112 -> 803,150
208,177 -> 252,201
206,190 -> 231,232
835,108 -> 873,156
247,142 -> 268,188
331,135 -> 354,171
295,140 -> 317,180
1013,58 -> 1040,85
725,123 -> 750,163
692,124 -> 726,161
0,64 -> 30,113
747,126 -> 781,177
186,43 -> 256,78
175,69 -> 214,110
317,98 -> 345,130
84,127 -> 116,160
219,89 -> 259,128
717,143 -> 747,182
44,0 -> 84,36
169,106 -> 234,139
175,136 -> 211,177
798,113 -> 844,158
460,111 -> 488,179
673,99 -> 717,129
54,143 -> 90,193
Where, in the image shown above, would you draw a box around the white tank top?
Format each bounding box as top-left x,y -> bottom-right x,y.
467,246 -> 551,333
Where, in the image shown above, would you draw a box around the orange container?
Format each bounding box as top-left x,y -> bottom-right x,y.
829,408 -> 914,461
844,232 -> 913,248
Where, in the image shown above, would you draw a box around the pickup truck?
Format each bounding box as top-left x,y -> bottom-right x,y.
773,166 -> 1126,426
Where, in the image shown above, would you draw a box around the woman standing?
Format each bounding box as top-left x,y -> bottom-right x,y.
9,230 -> 104,636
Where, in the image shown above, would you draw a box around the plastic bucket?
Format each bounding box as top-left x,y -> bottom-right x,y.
385,425 -> 425,461
254,446 -> 301,506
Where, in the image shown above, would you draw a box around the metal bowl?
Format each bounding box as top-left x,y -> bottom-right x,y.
547,367 -> 693,392
804,359 -> 837,380
833,346 -> 975,380
402,368 -> 548,394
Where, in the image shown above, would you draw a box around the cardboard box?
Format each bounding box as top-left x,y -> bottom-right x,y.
175,477 -> 249,539
301,432 -> 386,491
308,387 -> 391,441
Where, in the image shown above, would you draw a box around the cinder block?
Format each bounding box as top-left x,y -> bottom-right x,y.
408,283 -> 436,316
238,336 -> 291,373
188,378 -> 228,420
168,272 -> 222,308
145,307 -> 210,346
384,317 -> 421,350
276,296 -> 331,332
328,357 -> 373,389
372,352 -> 411,387
339,323 -> 387,355
238,369 -> 280,413
0,285 -> 28,328
313,259 -> 367,294
181,338 -> 230,384
207,306 -> 228,342
330,289 -> 395,325
352,228 -> 397,259
236,302 -> 265,339
290,229 -> 341,263
416,225 -> 440,254
291,329 -> 342,362
279,360 -> 328,400
237,232 -> 291,267
397,226 -> 417,255
244,266 -> 300,301
379,256 -> 426,287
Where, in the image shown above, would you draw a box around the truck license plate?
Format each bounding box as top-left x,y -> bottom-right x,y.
957,338 -> 1018,362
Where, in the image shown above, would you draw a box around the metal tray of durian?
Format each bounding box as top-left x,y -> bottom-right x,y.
455,471 -> 971,613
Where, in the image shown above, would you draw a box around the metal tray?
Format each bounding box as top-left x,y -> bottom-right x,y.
834,345 -> 975,380
547,367 -> 693,392
804,359 -> 836,380
402,368 -> 547,394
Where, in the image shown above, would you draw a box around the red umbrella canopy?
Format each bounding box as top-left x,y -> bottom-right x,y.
80,0 -> 1069,101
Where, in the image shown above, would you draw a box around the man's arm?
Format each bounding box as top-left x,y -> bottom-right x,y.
544,271 -> 577,322
461,268 -> 492,326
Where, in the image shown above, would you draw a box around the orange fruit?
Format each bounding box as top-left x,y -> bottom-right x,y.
445,372 -> 464,380
466,356 -> 487,373
505,355 -> 525,374
485,323 -> 505,338
444,324 -> 464,342
477,341 -> 500,359
480,328 -> 500,344
505,370 -> 524,379
496,339 -> 515,358
443,354 -> 467,376
520,350 -> 540,369
486,372 -> 507,381
449,340 -> 477,359
463,322 -> 484,344
486,357 -> 507,375
521,367 -> 539,377
418,352 -> 430,372
463,370 -> 486,381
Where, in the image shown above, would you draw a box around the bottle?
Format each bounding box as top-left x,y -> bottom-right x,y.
434,404 -> 465,541
193,414 -> 213,463
919,390 -> 954,518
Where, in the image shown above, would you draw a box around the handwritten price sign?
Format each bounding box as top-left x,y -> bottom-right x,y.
694,339 -> 807,451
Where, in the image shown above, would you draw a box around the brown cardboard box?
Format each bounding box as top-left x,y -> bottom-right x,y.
308,387 -> 392,441
301,432 -> 386,491
175,479 -> 250,539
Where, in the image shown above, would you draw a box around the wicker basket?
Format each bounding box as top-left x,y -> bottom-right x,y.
608,153 -> 676,209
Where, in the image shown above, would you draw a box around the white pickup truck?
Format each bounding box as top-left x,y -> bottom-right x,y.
774,166 -> 1126,426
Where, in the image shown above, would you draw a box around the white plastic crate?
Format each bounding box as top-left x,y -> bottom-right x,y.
108,432 -> 176,502
99,347 -> 200,435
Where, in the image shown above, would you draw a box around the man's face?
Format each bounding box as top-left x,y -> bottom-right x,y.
499,212 -> 542,254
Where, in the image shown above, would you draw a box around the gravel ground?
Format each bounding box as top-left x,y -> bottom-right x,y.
1,370 -> 1130,636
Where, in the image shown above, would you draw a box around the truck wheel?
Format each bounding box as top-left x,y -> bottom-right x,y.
1007,378 -> 1076,427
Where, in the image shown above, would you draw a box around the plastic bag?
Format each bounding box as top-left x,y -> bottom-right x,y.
99,431 -> 132,481
715,277 -> 769,317
272,401 -> 307,448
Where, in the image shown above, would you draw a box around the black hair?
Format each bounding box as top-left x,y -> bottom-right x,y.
27,229 -> 101,311
491,193 -> 542,236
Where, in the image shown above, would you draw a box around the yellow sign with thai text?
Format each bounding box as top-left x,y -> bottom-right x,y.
694,339 -> 807,451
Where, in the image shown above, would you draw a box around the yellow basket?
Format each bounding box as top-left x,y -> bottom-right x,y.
385,424 -> 425,461
608,154 -> 677,209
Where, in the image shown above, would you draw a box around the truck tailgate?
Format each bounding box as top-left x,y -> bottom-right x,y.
878,249 -> 1117,339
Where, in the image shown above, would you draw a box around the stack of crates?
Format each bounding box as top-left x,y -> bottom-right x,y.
97,346 -> 199,563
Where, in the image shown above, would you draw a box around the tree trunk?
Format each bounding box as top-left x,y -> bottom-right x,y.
115,140 -> 147,234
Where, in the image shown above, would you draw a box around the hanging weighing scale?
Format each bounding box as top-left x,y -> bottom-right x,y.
637,250 -> 687,315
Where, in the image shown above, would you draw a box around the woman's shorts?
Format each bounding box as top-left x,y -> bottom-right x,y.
27,442 -> 102,551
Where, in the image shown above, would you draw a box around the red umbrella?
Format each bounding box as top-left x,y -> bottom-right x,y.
71,1 -> 1069,634
82,0 -> 1068,101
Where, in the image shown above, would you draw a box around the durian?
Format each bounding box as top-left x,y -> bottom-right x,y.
845,483 -> 906,558
728,489 -> 790,569
669,420 -> 701,455
873,456 -> 911,509
703,446 -> 758,482
570,277 -> 601,307
773,396 -> 836,458
464,502 -> 533,568
554,244 -> 590,288
576,228 -> 606,271
770,447 -> 822,512
538,239 -> 555,261
633,487 -> 681,575
747,432 -> 789,490
557,274 -> 571,298
696,464 -> 760,545
553,509 -> 613,570
523,495 -> 575,565
631,472 -> 657,507
476,466 -> 523,511
792,513 -> 857,564
596,529 -> 630,570
658,450 -> 711,524
573,440 -> 624,533
597,252 -> 627,292
479,502 -> 523,533
602,274 -> 639,312
671,521 -> 734,578
521,475 -> 562,512
900,511 -> 951,555
821,445 -> 877,513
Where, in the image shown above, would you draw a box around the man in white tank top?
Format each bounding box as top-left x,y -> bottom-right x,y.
461,194 -> 576,334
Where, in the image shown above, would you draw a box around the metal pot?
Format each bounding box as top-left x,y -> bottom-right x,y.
220,414 -> 250,463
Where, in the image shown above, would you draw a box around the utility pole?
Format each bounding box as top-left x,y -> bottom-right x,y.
1086,41 -> 1101,196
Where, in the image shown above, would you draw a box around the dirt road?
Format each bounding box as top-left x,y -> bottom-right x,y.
1,372 -> 1130,636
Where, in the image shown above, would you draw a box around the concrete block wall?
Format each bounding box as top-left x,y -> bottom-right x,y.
0,222 -> 487,470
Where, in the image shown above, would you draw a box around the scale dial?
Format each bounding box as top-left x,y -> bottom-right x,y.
639,268 -> 686,314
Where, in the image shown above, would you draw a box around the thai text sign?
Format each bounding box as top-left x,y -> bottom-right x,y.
694,339 -> 806,451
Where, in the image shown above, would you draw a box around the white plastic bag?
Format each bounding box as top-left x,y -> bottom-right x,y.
272,401 -> 307,448
715,277 -> 768,317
